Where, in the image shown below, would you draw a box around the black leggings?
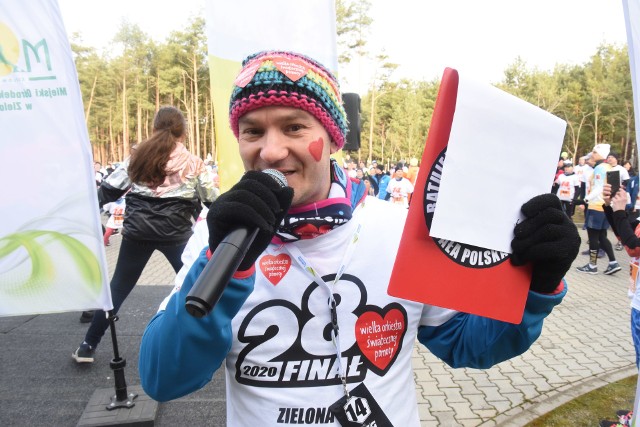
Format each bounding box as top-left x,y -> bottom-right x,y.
83,237 -> 185,348
586,228 -> 615,262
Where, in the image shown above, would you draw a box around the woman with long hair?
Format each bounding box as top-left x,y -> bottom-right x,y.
73,106 -> 219,363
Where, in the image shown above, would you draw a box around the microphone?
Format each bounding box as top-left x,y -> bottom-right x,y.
185,169 -> 288,318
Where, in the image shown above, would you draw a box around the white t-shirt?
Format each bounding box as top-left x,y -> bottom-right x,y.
554,173 -> 581,202
103,198 -> 126,229
164,197 -> 456,426
385,178 -> 414,208
582,166 -> 594,195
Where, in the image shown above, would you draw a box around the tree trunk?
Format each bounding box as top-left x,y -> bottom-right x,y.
380,122 -> 386,164
122,72 -> 129,156
137,82 -> 142,145
85,74 -> 98,126
193,51 -> 201,158
367,89 -> 375,164
108,108 -> 116,160
155,70 -> 160,112
100,143 -> 106,165
181,72 -> 191,151
593,93 -> 600,145
202,99 -> 209,158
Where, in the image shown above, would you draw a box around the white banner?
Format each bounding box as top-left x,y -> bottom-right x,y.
623,2 -> 640,423
0,0 -> 112,316
624,0 -> 640,170
205,0 -> 338,191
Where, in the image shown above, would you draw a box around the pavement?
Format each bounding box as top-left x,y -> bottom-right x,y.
0,224 -> 637,427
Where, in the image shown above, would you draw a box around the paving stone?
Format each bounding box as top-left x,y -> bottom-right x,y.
443,387 -> 466,403
449,401 -> 476,420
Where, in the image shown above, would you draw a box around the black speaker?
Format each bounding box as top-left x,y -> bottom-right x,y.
342,92 -> 361,151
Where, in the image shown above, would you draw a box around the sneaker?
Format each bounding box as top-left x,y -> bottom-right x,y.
616,409 -> 633,426
604,262 -> 622,275
79,311 -> 94,323
581,249 -> 590,255
576,264 -> 598,274
72,342 -> 95,363
600,421 -> 625,427
615,242 -> 624,251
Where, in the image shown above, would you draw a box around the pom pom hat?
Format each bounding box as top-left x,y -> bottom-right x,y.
229,51 -> 348,149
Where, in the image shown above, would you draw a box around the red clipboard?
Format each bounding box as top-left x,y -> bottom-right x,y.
387,68 -> 531,324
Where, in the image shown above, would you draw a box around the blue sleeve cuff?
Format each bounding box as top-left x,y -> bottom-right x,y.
139,247 -> 255,402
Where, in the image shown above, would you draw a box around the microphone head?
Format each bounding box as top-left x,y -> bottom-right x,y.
262,169 -> 288,188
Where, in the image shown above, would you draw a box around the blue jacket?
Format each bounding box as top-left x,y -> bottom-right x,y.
373,174 -> 390,200
139,248 -> 565,402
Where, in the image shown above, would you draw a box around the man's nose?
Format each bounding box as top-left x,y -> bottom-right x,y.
259,131 -> 288,163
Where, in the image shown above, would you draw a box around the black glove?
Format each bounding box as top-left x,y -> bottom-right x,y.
511,193 -> 581,293
207,171 -> 293,271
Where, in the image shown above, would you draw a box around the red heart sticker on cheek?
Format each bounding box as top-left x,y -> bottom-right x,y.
259,254 -> 291,285
308,137 -> 324,162
355,308 -> 405,373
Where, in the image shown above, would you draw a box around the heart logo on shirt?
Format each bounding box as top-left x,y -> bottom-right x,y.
355,305 -> 407,374
259,254 -> 291,285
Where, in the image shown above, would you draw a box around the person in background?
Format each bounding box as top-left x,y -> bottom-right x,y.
608,152 -> 631,184
104,163 -> 115,178
601,183 -> 640,427
386,167 -> 415,208
574,155 -> 591,185
102,195 -> 126,246
94,161 -> 104,188
553,157 -> 565,186
607,152 -> 630,251
368,165 -> 379,196
578,154 -> 606,258
138,50 -> 580,426
624,160 -> 639,218
372,163 -> 390,201
552,162 -> 581,220
576,143 -> 621,275
406,157 -> 420,186
73,106 -> 219,363
346,159 -> 357,178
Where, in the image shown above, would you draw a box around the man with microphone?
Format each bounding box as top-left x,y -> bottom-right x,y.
139,50 -> 580,426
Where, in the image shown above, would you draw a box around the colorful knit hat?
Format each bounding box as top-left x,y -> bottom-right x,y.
229,51 -> 348,149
